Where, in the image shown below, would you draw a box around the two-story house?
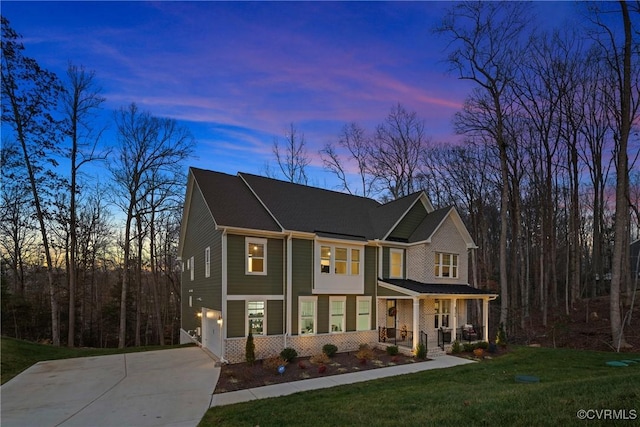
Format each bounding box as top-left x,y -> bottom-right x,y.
179,168 -> 497,363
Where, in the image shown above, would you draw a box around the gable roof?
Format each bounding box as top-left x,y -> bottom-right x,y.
191,168 -> 281,232
186,167 -> 474,246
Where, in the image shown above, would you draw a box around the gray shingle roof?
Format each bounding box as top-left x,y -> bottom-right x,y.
191,168 -> 281,232
190,167 -> 457,242
381,278 -> 496,296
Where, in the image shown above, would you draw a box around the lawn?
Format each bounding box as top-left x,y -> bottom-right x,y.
200,346 -> 640,427
0,336 -> 193,384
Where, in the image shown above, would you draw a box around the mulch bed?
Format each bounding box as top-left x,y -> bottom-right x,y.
214,348 -> 427,394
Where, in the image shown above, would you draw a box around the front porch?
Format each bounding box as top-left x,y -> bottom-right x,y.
377,279 -> 498,354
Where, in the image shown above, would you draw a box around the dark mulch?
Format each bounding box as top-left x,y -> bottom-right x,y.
214,348 -> 428,394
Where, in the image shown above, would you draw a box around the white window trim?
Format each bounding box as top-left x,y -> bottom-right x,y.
389,248 -> 404,279
246,237 -> 267,275
318,243 -> 363,276
247,300 -> 266,336
329,296 -> 346,333
356,296 -> 371,331
299,296 -> 317,335
190,256 -> 194,281
205,247 -> 211,278
435,252 -> 459,279
434,299 -> 451,329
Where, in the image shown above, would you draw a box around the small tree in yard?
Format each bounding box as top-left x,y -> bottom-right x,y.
245,331 -> 256,365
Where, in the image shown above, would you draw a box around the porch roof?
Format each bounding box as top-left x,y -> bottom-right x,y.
379,278 -> 498,298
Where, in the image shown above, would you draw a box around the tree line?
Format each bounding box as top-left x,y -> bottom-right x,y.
1,17 -> 193,348
269,2 -> 640,350
2,2 -> 639,351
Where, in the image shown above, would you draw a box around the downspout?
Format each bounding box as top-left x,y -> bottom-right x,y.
286,232 -> 293,348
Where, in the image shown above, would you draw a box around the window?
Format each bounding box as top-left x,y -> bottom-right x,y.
247,301 -> 265,335
330,297 -> 346,333
434,299 -> 451,329
356,296 -> 371,331
351,249 -> 360,275
335,248 -> 347,274
320,246 -> 331,274
435,252 -> 458,278
204,247 -> 210,278
390,249 -> 403,278
190,256 -> 194,281
246,238 -> 267,275
299,297 -> 317,335
318,244 -> 362,276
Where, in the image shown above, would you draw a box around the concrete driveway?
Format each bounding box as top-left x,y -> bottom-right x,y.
1,346 -> 220,427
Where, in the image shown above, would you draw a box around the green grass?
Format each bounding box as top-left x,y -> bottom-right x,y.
200,347 -> 640,427
1,336 -> 193,385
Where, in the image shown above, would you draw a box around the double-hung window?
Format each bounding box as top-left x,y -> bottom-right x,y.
435,252 -> 458,278
299,297 -> 317,335
247,301 -> 265,335
246,237 -> 267,275
434,299 -> 451,329
356,296 -> 371,331
204,247 -> 211,278
329,296 -> 346,333
390,249 -> 404,278
190,256 -> 194,281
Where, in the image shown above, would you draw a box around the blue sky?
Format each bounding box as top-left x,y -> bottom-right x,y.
2,1 -> 583,188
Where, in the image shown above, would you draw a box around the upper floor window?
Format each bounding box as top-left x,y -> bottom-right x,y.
435,252 -> 458,278
205,247 -> 211,278
319,244 -> 361,276
246,237 -> 267,275
390,249 -> 404,278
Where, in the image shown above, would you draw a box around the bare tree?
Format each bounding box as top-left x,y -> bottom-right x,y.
272,123 -> 310,184
1,17 -> 65,345
588,1 -> 639,350
436,1 -> 532,331
320,122 -> 376,197
370,103 -> 428,200
61,63 -> 106,347
110,103 -> 194,348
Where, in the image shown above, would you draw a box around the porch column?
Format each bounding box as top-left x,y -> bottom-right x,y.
451,298 -> 458,341
483,298 -> 489,342
412,297 -> 420,350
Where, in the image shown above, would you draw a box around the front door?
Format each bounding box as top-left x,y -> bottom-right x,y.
386,299 -> 397,340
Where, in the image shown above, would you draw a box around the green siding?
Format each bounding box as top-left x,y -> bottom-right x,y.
227,300 -> 246,338
317,296 -> 329,334
378,286 -> 411,297
346,296 -> 356,331
267,300 -> 284,334
388,201 -> 427,241
180,184 -> 223,333
291,238 -> 313,335
227,234 -> 284,295
364,246 -> 377,324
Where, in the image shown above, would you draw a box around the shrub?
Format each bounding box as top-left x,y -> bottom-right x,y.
415,343 -> 427,360
488,342 -> 498,353
473,348 -> 484,358
451,340 -> 462,354
280,347 -> 298,363
476,341 -> 489,350
355,344 -> 375,361
496,323 -> 507,347
322,344 -> 338,358
463,343 -> 475,353
386,345 -> 399,356
245,331 -> 255,365
263,356 -> 288,372
297,361 -> 306,369
310,353 -> 330,365
318,364 -> 327,374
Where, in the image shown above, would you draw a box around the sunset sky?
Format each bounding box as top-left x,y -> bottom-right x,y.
3,1 -> 585,188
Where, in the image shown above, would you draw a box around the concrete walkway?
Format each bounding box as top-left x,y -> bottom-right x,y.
211,355 -> 474,407
1,347 -> 220,427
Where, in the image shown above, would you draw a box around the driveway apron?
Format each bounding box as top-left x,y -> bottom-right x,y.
1,346 -> 220,427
